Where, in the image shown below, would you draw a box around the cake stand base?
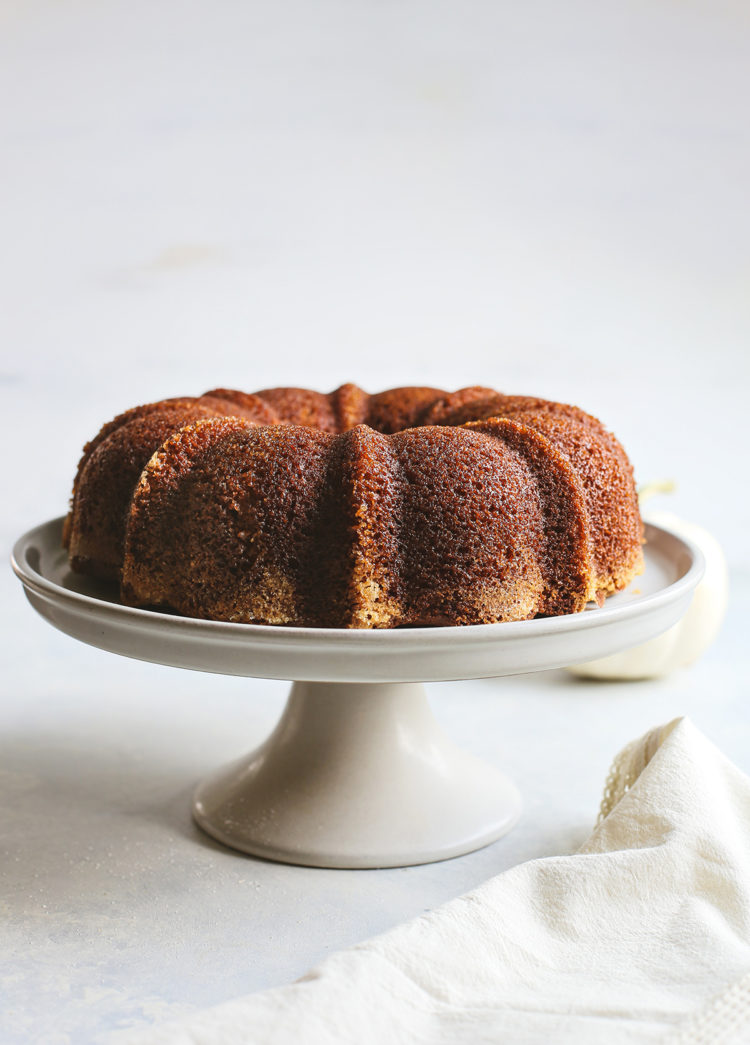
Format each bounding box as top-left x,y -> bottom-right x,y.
192,681 -> 522,869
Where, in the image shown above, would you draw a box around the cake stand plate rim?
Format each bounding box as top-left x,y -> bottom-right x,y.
11,516 -> 704,682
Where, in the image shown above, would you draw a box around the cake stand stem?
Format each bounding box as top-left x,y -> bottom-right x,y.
193,680 -> 521,869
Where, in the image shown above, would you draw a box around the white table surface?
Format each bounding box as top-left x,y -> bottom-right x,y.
1,1 -> 749,1042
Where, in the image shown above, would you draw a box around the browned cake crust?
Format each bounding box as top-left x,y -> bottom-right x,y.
64,393 -> 277,579
65,385 -> 644,627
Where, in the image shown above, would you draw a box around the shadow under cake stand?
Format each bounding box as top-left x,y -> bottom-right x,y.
12,519 -> 702,869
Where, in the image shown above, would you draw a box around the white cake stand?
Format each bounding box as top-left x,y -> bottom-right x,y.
12,518 -> 702,869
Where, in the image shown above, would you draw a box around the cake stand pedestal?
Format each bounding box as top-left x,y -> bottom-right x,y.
13,519 -> 702,868
194,680 -> 521,867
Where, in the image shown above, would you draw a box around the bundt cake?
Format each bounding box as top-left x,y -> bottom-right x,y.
64,385 -> 644,628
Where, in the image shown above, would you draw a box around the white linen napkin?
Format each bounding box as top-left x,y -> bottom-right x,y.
125,718 -> 750,1045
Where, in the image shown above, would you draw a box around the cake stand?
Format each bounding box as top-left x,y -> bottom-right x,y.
12,519 -> 703,869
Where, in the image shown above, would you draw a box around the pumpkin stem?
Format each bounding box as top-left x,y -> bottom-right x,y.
637,478 -> 677,506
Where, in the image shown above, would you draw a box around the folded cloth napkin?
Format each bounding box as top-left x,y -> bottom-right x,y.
127,718 -> 750,1045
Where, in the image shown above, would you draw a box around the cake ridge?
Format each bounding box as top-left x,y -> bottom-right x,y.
66,385 -> 644,628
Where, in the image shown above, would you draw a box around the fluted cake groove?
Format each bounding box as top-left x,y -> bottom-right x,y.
64,384 -> 644,628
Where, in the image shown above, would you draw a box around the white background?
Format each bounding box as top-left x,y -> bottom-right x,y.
1,2 -> 749,1041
